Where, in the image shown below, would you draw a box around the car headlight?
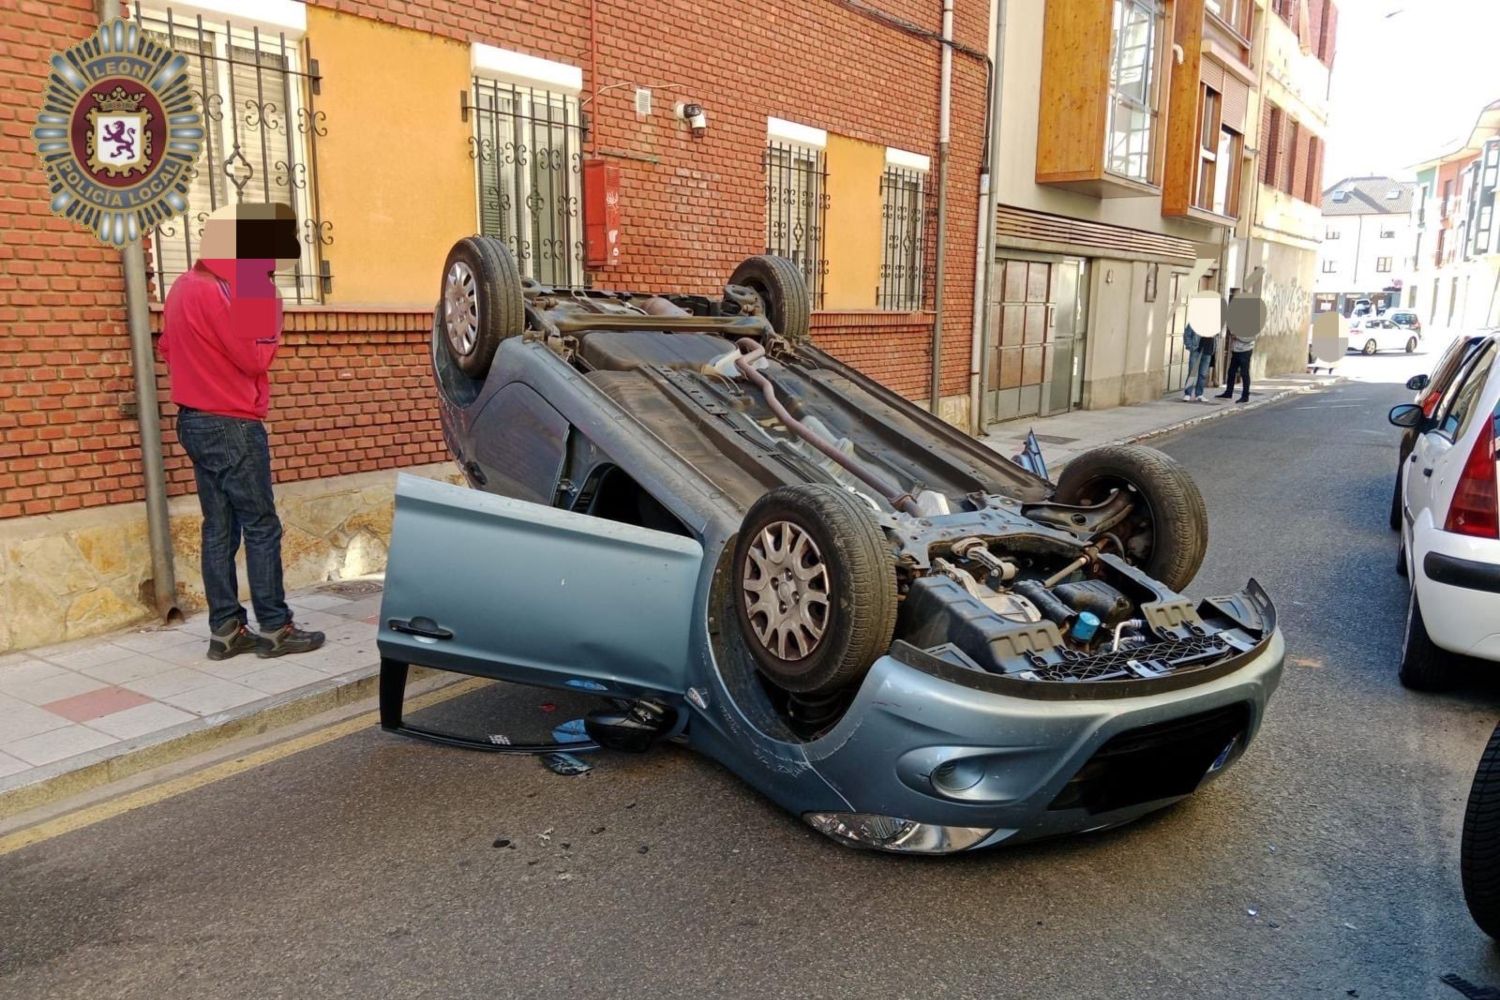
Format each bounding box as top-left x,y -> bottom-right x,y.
804,812 -> 994,854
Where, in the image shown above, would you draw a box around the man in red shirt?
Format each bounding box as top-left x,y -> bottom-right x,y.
160,203 -> 323,660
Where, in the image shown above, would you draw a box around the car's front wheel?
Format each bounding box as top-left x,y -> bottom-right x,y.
1405,336 -> 1418,354
733,484 -> 897,698
1363,339 -> 1379,355
1398,585 -> 1453,690
439,236 -> 525,378
1464,723 -> 1500,939
1053,445 -> 1208,592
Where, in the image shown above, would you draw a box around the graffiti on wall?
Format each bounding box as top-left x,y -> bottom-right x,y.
1261,274 -> 1312,341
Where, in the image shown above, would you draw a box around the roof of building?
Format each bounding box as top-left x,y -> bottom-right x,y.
1321,176 -> 1414,216
1409,99 -> 1500,172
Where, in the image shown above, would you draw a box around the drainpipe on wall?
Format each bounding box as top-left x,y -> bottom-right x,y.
969,0 -> 1005,435
929,0 -> 954,417
101,0 -> 180,621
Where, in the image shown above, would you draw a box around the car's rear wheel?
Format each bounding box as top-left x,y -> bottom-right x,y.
733,484 -> 897,698
1405,336 -> 1418,354
728,255 -> 810,345
439,236 -> 524,378
1399,585 -> 1452,690
1363,339 -> 1379,355
1463,723 -> 1500,939
1054,445 -> 1208,592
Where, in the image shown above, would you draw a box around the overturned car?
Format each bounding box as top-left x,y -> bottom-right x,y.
376,237 -> 1284,853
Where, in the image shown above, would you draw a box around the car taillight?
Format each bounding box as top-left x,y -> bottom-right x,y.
1445,415 -> 1499,539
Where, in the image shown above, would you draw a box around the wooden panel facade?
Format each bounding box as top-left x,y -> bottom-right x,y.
1035,0 -> 1113,188
1161,0 -> 1205,217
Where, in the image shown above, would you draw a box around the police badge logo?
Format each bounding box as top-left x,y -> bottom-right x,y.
32,19 -> 202,246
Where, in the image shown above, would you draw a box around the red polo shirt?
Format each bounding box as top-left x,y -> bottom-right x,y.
159,259 -> 283,420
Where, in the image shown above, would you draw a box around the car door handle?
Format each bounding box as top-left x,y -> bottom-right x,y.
387,616 -> 453,640
463,461 -> 488,486
1422,467 -> 1433,478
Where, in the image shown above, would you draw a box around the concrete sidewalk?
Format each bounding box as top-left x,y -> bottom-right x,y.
0,581 -> 387,818
0,367 -> 1340,818
978,370 -> 1341,470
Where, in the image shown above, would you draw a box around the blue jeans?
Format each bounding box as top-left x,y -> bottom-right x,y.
1183,346 -> 1213,397
176,408 -> 291,633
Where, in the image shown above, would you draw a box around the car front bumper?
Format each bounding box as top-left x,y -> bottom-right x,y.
798,628 -> 1286,853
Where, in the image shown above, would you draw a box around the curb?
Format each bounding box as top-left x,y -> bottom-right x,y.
0,664 -> 452,822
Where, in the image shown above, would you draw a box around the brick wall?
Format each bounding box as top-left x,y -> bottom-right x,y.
0,0 -> 989,519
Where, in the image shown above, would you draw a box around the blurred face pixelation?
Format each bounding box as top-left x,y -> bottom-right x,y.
200,202 -> 300,279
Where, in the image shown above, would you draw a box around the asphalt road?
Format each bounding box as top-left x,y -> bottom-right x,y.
5,370 -> 1500,1000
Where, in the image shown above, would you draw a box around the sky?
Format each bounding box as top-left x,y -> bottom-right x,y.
1323,0 -> 1500,184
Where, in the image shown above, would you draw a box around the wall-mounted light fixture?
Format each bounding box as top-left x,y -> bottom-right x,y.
677,101 -> 707,138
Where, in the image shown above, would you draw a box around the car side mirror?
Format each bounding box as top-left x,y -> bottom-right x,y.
1406,374 -> 1430,391
1389,403 -> 1424,428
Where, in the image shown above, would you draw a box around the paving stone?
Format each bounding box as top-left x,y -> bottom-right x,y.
159,679 -> 264,716
85,701 -> 199,741
288,593 -> 353,612
1,669 -> 108,707
38,641 -> 140,672
77,652 -> 184,686
112,629 -> 207,656
0,658 -> 66,691
0,696 -> 73,743
4,724 -> 116,767
239,662 -> 326,695
44,686 -> 155,724
122,667 -> 220,700
0,751 -> 29,779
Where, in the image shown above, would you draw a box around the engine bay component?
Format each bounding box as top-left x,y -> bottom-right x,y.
1053,579 -> 1135,626
1011,579 -> 1077,629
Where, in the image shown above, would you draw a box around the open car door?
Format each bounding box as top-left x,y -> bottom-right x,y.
377,475 -> 704,701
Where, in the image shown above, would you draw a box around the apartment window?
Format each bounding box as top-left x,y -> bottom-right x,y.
1282,120 -> 1300,196
1321,260 -> 1337,273
878,154 -> 926,311
1262,106 -> 1283,186
1106,0 -> 1166,183
1442,179 -> 1454,218
1417,185 -> 1428,227
1325,228 -> 1341,240
1474,139 -> 1500,257
467,72 -> 583,287
764,125 -> 828,307
1303,137 -> 1323,203
1206,0 -> 1250,36
1376,257 -> 1393,273
1380,227 -> 1396,239
136,3 -> 327,302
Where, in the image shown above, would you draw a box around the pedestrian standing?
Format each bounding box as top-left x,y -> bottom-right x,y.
159,203 -> 325,660
1217,287 -> 1256,404
1181,322 -> 1216,402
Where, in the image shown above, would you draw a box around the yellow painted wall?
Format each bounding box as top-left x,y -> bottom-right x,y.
822,134 -> 886,310
307,8 -> 474,305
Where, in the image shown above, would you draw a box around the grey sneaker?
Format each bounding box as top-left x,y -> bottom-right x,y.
257,621 -> 326,658
208,622 -> 267,661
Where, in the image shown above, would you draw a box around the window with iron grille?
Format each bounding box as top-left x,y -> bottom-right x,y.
878,165 -> 925,310
466,78 -> 583,287
764,141 -> 828,308
135,4 -> 329,303
1375,257 -> 1392,273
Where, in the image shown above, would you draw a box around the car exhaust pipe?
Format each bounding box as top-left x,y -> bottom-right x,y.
733,338 -> 924,517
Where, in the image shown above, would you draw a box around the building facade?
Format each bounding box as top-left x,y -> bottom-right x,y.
1233,0 -> 1335,376
1409,101 -> 1500,332
983,0 -> 1335,427
1314,177 -> 1416,315
1,0 -> 989,651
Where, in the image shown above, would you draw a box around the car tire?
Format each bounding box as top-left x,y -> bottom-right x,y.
439,236 -> 525,379
1363,339 -> 1378,355
728,255 -> 811,345
1054,445 -> 1208,592
733,484 -> 897,697
1405,336 -> 1418,354
1398,585 -> 1452,691
1463,723 -> 1500,939
1389,473 -> 1403,532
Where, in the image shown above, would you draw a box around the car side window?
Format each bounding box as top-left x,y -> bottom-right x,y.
1437,346 -> 1497,440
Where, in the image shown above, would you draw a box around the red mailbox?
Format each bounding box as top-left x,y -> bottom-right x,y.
583,158 -> 620,268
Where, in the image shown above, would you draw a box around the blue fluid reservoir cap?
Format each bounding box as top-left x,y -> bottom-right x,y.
1071,611 -> 1101,642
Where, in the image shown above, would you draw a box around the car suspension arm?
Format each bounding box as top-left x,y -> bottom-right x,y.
733,338 -> 924,516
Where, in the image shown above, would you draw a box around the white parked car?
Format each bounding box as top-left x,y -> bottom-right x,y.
1351,316 -> 1422,355
1392,333 -> 1500,688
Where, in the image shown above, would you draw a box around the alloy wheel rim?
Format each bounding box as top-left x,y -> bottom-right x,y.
444,261 -> 479,356
742,520 -> 830,661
